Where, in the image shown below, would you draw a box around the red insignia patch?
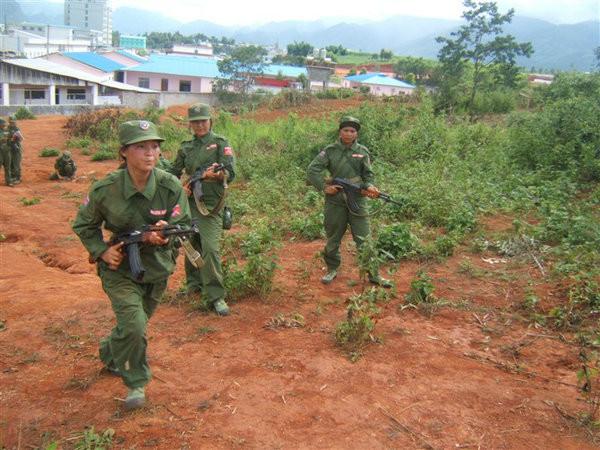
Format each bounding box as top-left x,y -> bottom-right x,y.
224,147 -> 233,156
171,204 -> 181,217
83,195 -> 89,206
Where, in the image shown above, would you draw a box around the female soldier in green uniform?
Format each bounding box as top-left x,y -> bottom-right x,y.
73,120 -> 191,410
169,103 -> 235,316
307,116 -> 392,287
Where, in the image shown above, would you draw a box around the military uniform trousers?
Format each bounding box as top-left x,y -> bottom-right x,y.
10,143 -> 22,182
97,264 -> 167,389
0,146 -> 12,185
323,201 -> 371,271
186,203 -> 225,304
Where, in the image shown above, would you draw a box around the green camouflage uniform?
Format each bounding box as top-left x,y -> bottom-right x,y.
307,133 -> 375,272
169,104 -> 235,307
8,119 -> 23,183
55,153 -> 77,178
170,130 -> 235,303
0,120 -> 13,186
72,120 -> 191,390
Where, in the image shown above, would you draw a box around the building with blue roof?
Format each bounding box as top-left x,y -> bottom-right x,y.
63,52 -> 125,72
122,54 -> 307,94
344,73 -> 415,96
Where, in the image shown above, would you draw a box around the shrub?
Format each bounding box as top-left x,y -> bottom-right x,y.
14,107 -> 36,120
405,271 -> 437,305
335,289 -> 381,361
39,147 -> 60,157
376,223 -> 418,260
91,149 -> 118,161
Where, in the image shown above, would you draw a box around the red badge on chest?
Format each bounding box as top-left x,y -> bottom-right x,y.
224,147 -> 234,156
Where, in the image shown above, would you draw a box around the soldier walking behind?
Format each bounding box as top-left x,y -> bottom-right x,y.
8,116 -> 23,185
0,119 -> 14,186
169,103 -> 235,316
307,116 -> 392,287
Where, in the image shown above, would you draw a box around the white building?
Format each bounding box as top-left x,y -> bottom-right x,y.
64,0 -> 112,47
0,24 -> 98,58
170,44 -> 213,57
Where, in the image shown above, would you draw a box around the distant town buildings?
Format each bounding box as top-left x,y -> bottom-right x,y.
64,0 -> 112,47
0,23 -> 99,58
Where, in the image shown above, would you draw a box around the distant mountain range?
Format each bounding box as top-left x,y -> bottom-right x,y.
12,1 -> 600,72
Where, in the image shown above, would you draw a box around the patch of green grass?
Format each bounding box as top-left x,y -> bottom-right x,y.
19,197 -> 41,206
39,147 -> 60,157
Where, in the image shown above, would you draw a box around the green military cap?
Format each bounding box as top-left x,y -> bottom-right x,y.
119,120 -> 164,146
188,103 -> 211,121
8,115 -> 16,122
0,118 -> 5,126
339,116 -> 361,131
63,150 -> 72,158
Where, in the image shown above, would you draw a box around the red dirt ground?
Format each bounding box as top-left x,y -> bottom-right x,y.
0,112 -> 596,449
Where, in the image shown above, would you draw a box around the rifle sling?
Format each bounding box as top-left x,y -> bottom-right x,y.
194,177 -> 228,217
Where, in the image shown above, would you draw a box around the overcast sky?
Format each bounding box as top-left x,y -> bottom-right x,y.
52,0 -> 600,25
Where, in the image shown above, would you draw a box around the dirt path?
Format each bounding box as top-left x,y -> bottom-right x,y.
0,114 -> 594,449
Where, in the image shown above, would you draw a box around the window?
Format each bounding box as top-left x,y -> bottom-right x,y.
161,79 -> 169,91
179,80 -> 191,92
138,77 -> 150,89
67,88 -> 86,100
24,90 -> 45,100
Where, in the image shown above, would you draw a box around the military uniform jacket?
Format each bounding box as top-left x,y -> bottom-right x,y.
307,139 -> 375,207
72,168 -> 191,283
8,126 -> 23,151
170,131 -> 235,208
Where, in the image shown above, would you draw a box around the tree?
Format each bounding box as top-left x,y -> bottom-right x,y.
595,47 -> 600,70
112,30 -> 120,48
435,0 -> 533,117
215,45 -> 267,98
379,49 -> 393,60
287,41 -> 313,57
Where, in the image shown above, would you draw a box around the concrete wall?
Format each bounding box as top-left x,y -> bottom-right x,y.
120,91 -> 216,109
124,70 -> 214,94
0,104 -> 108,116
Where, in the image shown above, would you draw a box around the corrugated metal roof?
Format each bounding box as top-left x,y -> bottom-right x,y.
346,73 -> 415,88
126,54 -> 306,79
1,58 -> 155,93
262,64 -> 306,78
63,52 -> 125,72
126,54 -> 221,78
117,50 -> 147,63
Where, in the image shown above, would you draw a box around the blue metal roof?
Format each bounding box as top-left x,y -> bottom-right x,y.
126,54 -> 222,78
117,50 -> 147,63
126,55 -> 305,80
63,52 -> 124,72
262,64 -> 307,78
346,73 -> 415,88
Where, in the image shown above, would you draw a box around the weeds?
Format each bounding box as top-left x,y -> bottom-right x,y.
39,147 -> 60,157
71,426 -> 115,450
335,288 -> 383,361
20,197 -> 41,206
14,106 -> 36,120
265,312 -> 305,329
577,351 -> 600,431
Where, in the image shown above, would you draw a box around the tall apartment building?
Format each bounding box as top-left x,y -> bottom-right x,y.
64,0 -> 112,47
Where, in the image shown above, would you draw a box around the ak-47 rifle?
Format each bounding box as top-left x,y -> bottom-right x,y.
327,177 -> 402,213
188,163 -> 226,201
106,223 -> 203,281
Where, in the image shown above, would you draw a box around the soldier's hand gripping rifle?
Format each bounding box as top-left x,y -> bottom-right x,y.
328,177 -> 403,213
188,163 -> 226,201
107,222 -> 203,281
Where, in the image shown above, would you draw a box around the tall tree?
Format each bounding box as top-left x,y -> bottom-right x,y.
435,0 -> 533,117
215,45 -> 267,97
